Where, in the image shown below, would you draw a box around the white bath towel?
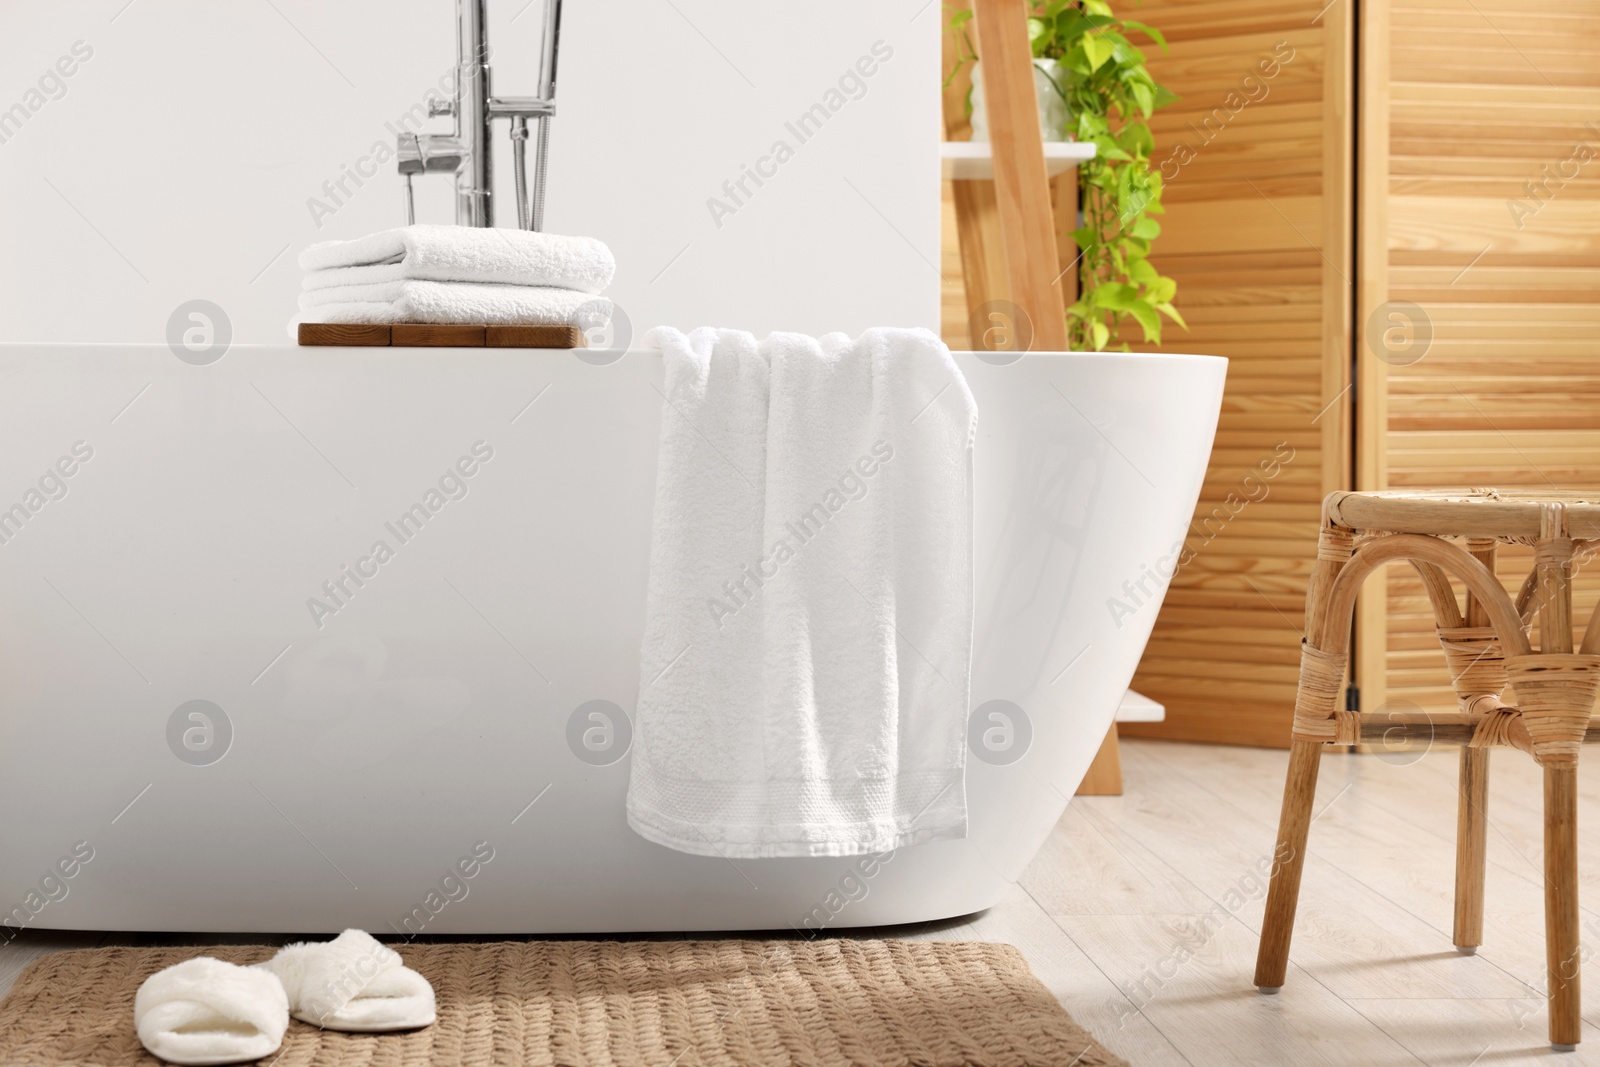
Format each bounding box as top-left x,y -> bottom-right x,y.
298,224 -> 614,294
627,326 -> 977,858
296,281 -> 605,325
256,929 -> 435,1032
134,957 -> 289,1065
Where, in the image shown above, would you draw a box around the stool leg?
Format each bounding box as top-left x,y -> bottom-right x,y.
1525,503 -> 1584,1049
1545,763 -> 1581,1050
1254,740 -> 1323,992
1453,747 -> 1489,954
1453,539 -> 1499,956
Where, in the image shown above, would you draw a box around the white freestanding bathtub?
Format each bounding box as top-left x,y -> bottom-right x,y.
0,343 -> 1223,933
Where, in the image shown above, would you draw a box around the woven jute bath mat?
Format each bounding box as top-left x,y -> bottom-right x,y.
0,938 -> 1127,1066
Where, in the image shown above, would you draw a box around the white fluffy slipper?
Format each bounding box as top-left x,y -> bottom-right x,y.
256,929 -> 435,1031
134,957 -> 289,1066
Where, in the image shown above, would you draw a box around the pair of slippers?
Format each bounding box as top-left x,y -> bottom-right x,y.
133,929 -> 435,1065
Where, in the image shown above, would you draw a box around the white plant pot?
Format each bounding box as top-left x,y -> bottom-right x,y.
968,57 -> 1071,142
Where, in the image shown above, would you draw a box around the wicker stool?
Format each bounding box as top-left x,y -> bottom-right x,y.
1254,489 -> 1600,1051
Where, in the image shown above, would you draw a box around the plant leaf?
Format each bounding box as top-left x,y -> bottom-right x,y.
1080,33 -> 1111,72
1146,275 -> 1177,305
1154,301 -> 1188,329
1126,300 -> 1161,344
1120,18 -> 1167,48
1131,82 -> 1154,117
1117,122 -> 1154,157
1095,282 -> 1141,310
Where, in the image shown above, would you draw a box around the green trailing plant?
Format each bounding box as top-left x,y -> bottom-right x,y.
946,1 -> 1184,351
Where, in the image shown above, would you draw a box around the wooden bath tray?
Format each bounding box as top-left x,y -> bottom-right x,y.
298,323 -> 585,348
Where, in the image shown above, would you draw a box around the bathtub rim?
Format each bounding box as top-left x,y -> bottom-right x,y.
0,343 -> 1232,367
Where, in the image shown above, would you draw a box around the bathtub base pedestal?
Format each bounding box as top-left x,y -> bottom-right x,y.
1076,691 -> 1168,796
1074,726 -> 1122,795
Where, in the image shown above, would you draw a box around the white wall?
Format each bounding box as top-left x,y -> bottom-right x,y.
0,1 -> 939,344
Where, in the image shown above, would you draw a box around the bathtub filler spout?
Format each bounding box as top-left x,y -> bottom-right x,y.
399,0 -> 564,229
306,58 -> 475,230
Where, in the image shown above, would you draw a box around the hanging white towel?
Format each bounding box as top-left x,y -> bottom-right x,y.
296,281 -> 604,325
627,326 -> 977,858
298,224 -> 614,294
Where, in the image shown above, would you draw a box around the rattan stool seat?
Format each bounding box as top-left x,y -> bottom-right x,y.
1327,488 -> 1600,541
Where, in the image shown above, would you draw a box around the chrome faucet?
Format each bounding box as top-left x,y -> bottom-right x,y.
398,0 -> 563,230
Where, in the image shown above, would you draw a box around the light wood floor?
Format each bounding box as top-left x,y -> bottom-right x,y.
4,738 -> 1599,1065
983,738 -> 1600,1065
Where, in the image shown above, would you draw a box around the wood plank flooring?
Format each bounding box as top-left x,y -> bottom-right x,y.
4,738 -> 1598,1065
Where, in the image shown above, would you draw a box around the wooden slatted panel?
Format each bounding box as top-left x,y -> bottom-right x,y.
1367,0 -> 1600,717
1122,0 -> 1353,747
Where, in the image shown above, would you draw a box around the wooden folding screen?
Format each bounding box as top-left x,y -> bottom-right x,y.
1355,0 -> 1600,716
1120,0 -> 1354,746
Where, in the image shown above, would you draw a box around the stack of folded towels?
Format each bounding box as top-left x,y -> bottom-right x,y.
293,224 -> 614,332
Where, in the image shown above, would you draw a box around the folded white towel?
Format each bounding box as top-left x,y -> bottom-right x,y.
296,281 -> 605,325
299,224 -> 614,294
256,928 -> 435,1032
134,957 -> 289,1065
627,326 -> 978,858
